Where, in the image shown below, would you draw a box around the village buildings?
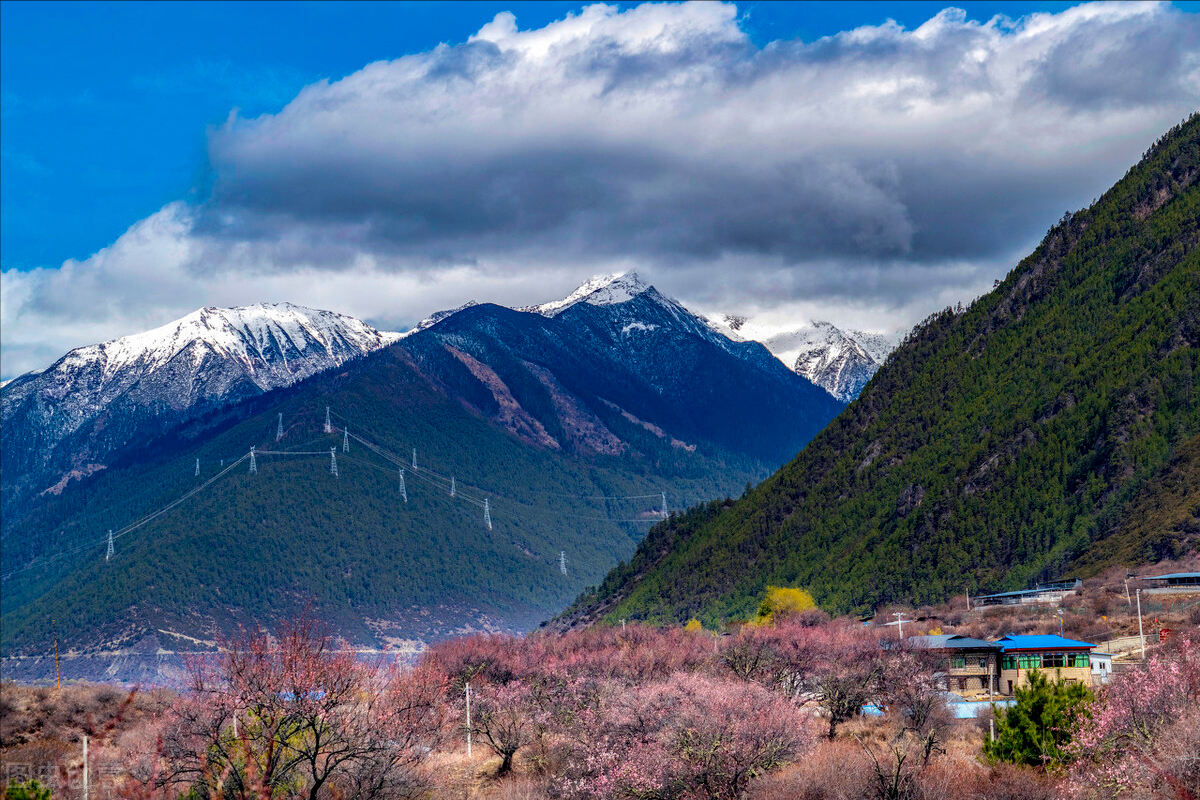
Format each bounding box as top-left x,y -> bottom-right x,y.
912,632 -> 1103,698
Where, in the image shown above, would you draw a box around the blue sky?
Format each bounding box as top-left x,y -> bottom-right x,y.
2,1 -> 1197,379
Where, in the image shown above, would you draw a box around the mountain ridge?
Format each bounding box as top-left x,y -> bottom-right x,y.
1,274 -> 846,676
1,303 -> 400,517
562,115 -> 1200,627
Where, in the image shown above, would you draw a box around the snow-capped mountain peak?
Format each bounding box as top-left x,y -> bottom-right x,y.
2,303 -> 402,498
522,272 -> 651,317
706,314 -> 901,402
63,302 -> 401,383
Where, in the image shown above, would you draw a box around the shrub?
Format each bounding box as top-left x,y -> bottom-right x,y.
2,780 -> 51,800
983,671 -> 1092,770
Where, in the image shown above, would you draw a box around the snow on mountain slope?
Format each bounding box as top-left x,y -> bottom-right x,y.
767,323 -> 876,402
520,273 -> 652,316
706,314 -> 900,401
522,273 -> 750,358
54,303 -> 401,384
1,303 -> 400,500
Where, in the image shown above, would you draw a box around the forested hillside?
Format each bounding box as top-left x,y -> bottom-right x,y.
566,115 -> 1200,626
1,280 -> 841,667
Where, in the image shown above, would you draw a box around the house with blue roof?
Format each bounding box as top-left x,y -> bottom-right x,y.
993,634 -> 1096,695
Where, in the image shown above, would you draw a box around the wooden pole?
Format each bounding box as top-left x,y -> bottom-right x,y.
53,619 -> 60,690
1136,589 -> 1146,660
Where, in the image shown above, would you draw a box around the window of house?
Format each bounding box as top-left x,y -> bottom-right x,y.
1043,653 -> 1066,668
951,656 -> 966,669
978,658 -> 988,669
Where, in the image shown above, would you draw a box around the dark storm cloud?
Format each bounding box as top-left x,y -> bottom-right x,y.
182,1 -> 1197,306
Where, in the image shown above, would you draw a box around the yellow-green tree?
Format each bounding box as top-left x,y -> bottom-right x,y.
754,586 -> 816,625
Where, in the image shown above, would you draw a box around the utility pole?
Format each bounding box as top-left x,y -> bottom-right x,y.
53,619 -> 60,690
1136,588 -> 1146,660
465,682 -> 472,758
1125,575 -> 1132,607
892,612 -> 906,640
83,734 -> 89,800
965,587 -> 971,611
1058,609 -> 1064,637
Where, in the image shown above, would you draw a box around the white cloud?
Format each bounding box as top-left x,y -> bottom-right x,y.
2,1 -> 1197,378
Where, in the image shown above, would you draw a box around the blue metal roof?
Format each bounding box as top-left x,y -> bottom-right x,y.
1144,572 -> 1200,580
975,588 -> 1041,599
993,634 -> 1096,651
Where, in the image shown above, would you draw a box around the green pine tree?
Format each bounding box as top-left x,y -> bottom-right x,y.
983,671 -> 1092,770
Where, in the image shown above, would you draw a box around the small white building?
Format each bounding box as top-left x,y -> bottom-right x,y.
1091,651 -> 1114,685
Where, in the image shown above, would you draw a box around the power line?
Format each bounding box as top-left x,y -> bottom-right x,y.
6,404 -> 676,580
329,413 -> 667,508
2,454 -> 249,580
333,419 -> 671,530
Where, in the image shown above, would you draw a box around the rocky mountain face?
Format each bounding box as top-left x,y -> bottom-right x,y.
403,273 -> 844,467
768,324 -> 899,403
709,315 -> 900,402
1,303 -> 399,519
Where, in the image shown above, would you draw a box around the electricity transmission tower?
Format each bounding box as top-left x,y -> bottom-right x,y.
249,446 -> 257,474
559,551 -> 567,575
398,467 -> 407,502
106,530 -> 114,562
450,476 -> 456,497
661,492 -> 668,518
324,407 -> 332,434
195,458 -> 200,477
484,499 -> 492,530
330,447 -> 339,478
276,413 -> 284,441
343,428 -> 349,452
412,448 -> 417,469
